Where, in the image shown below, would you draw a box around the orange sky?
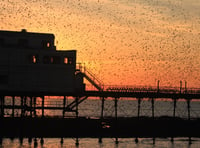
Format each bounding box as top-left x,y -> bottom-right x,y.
1,0 -> 200,88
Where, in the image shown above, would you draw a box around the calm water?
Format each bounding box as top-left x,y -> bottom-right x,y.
2,98 -> 200,147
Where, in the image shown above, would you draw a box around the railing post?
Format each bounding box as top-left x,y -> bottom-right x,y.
180,80 -> 182,94
157,80 -> 160,93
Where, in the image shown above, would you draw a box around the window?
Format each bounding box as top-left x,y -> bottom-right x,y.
47,42 -> 50,48
64,57 -> 73,64
52,56 -> 61,64
28,55 -> 39,64
68,57 -> 73,64
43,56 -> 51,64
64,57 -> 68,64
43,56 -> 61,64
42,40 -> 51,49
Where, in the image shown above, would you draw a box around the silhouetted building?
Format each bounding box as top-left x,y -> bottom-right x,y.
0,29 -> 85,93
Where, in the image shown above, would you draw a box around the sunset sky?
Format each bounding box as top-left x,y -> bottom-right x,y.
1,0 -> 200,88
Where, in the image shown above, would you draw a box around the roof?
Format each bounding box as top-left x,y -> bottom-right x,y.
0,29 -> 55,38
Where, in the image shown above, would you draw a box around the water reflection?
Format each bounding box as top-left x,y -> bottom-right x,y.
0,137 -> 199,148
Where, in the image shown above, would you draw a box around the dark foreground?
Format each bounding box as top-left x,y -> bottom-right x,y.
0,117 -> 200,138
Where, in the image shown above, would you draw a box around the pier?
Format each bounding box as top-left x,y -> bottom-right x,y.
1,30 -> 200,145
1,83 -> 200,136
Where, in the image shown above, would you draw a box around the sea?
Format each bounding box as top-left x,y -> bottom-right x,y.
1,97 -> 200,148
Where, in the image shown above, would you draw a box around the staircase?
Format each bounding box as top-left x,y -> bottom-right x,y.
64,64 -> 103,115
76,63 -> 104,91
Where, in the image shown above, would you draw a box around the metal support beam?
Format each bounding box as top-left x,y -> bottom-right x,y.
0,96 -> 4,118
173,98 -> 177,118
33,97 -> 37,117
151,98 -> 154,118
30,97 -> 33,117
42,96 -> 44,117
153,137 -> 155,145
101,97 -> 105,120
137,98 -> 141,118
75,138 -> 79,146
34,138 -> 38,147
40,137 -> 44,145
63,96 -> 66,118
60,137 -> 64,145
21,96 -> 24,117
114,98 -> 118,120
114,97 -> 119,144
12,96 -> 15,117
28,137 -> 32,144
187,98 -> 191,120
24,96 -> 27,116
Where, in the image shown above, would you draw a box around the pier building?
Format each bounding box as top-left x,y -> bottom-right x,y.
0,29 -> 85,93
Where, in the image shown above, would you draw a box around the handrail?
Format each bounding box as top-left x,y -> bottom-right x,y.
104,85 -> 200,94
76,63 -> 104,91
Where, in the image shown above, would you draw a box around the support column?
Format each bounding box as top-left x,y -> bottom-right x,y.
99,97 -> 105,143
137,98 -> 141,118
40,137 -> 44,146
19,137 -> 23,146
24,96 -> 27,116
0,96 -> 5,118
28,137 -> 32,144
30,97 -> 33,117
75,137 -> 79,146
101,97 -> 105,120
114,97 -> 119,144
151,98 -> 154,118
34,97 -> 37,117
60,137 -> 64,145
187,98 -> 191,120
12,96 -> 15,117
21,96 -> 24,117
0,96 -> 1,117
173,98 -> 177,118
34,138 -> 38,147
42,96 -> 44,117
63,96 -> 66,118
